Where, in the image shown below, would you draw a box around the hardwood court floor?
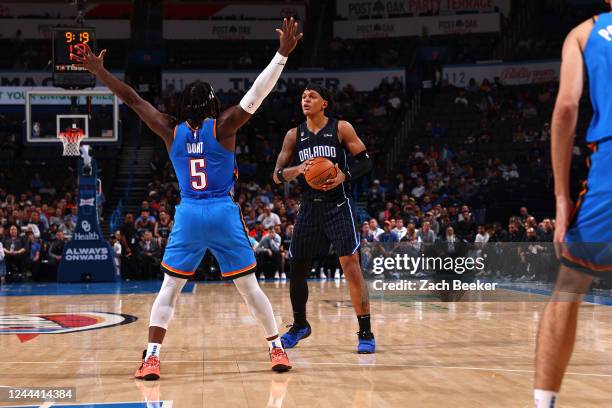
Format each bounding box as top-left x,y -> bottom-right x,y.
1,280 -> 612,407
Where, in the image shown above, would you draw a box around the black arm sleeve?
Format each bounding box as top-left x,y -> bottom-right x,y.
345,151 -> 372,181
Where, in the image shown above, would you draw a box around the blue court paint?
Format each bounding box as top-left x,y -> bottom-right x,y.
0,281 -> 194,297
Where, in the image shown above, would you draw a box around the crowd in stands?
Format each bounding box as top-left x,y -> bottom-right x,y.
0,189 -> 77,283
0,176 -> 565,285
104,77 -> 567,283
0,71 -> 582,286
0,74 -> 587,284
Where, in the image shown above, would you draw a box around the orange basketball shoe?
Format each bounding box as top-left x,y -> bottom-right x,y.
134,350 -> 161,381
269,347 -> 292,372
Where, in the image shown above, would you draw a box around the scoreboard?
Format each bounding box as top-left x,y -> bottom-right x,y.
52,27 -> 97,89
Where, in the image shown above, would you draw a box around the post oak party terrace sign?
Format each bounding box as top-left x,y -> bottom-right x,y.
336,0 -> 510,19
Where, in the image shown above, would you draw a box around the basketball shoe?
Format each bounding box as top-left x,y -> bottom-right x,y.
134,350 -> 161,380
280,321 -> 312,348
357,331 -> 376,354
270,347 -> 292,372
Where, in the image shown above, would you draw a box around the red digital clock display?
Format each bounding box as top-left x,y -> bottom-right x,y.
53,28 -> 96,73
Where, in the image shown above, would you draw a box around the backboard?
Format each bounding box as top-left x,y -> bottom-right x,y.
25,88 -> 120,145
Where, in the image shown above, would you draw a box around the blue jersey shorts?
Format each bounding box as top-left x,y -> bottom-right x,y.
562,140 -> 612,272
161,196 -> 256,279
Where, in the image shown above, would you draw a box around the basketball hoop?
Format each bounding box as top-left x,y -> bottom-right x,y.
58,128 -> 86,156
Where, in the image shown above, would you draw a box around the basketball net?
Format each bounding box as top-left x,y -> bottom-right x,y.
58,126 -> 86,156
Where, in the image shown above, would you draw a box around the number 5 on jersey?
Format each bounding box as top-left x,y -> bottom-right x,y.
189,158 -> 207,190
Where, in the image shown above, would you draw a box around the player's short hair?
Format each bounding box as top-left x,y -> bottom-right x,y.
175,80 -> 221,129
304,83 -> 333,109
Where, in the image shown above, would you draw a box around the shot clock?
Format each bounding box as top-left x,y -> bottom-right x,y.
52,27 -> 97,89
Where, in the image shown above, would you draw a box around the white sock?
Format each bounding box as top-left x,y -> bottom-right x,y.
534,389 -> 557,408
268,337 -> 284,351
233,273 -> 279,339
146,343 -> 161,359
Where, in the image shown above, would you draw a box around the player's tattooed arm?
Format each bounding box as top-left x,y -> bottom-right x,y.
273,128 -> 312,184
338,120 -> 367,157
321,120 -> 370,191
72,44 -> 174,151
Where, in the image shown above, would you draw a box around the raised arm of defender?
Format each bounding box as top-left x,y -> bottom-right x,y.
72,45 -> 175,150
73,17 -> 302,153
216,18 -> 303,147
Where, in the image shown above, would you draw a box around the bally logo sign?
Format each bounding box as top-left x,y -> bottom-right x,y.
0,312 -> 137,342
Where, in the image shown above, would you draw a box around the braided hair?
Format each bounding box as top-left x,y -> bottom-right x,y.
175,81 -> 221,129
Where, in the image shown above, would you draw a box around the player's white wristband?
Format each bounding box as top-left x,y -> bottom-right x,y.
239,52 -> 288,114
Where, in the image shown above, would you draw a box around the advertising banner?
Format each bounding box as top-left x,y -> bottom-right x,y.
0,70 -> 405,104
442,60 -> 560,86
0,2 -> 305,20
0,19 -> 129,39
0,71 -> 124,88
164,20 -> 283,40
334,13 -> 500,38
336,0 -> 510,19
162,69 -> 405,92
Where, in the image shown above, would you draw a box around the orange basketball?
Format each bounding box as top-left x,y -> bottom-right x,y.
305,157 -> 337,190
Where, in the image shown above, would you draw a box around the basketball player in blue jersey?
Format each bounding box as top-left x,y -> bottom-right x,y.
73,18 -> 303,378
273,85 -> 375,353
534,5 -> 612,407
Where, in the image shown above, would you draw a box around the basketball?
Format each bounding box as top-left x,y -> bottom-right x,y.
305,157 -> 337,189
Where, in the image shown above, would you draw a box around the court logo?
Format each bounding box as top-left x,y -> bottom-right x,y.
0,312 -> 137,343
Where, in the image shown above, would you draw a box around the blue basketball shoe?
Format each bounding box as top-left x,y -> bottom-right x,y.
357,331 -> 376,354
280,321 -> 311,349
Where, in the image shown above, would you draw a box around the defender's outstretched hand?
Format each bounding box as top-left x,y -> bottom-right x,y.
71,44 -> 107,76
276,17 -> 303,57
